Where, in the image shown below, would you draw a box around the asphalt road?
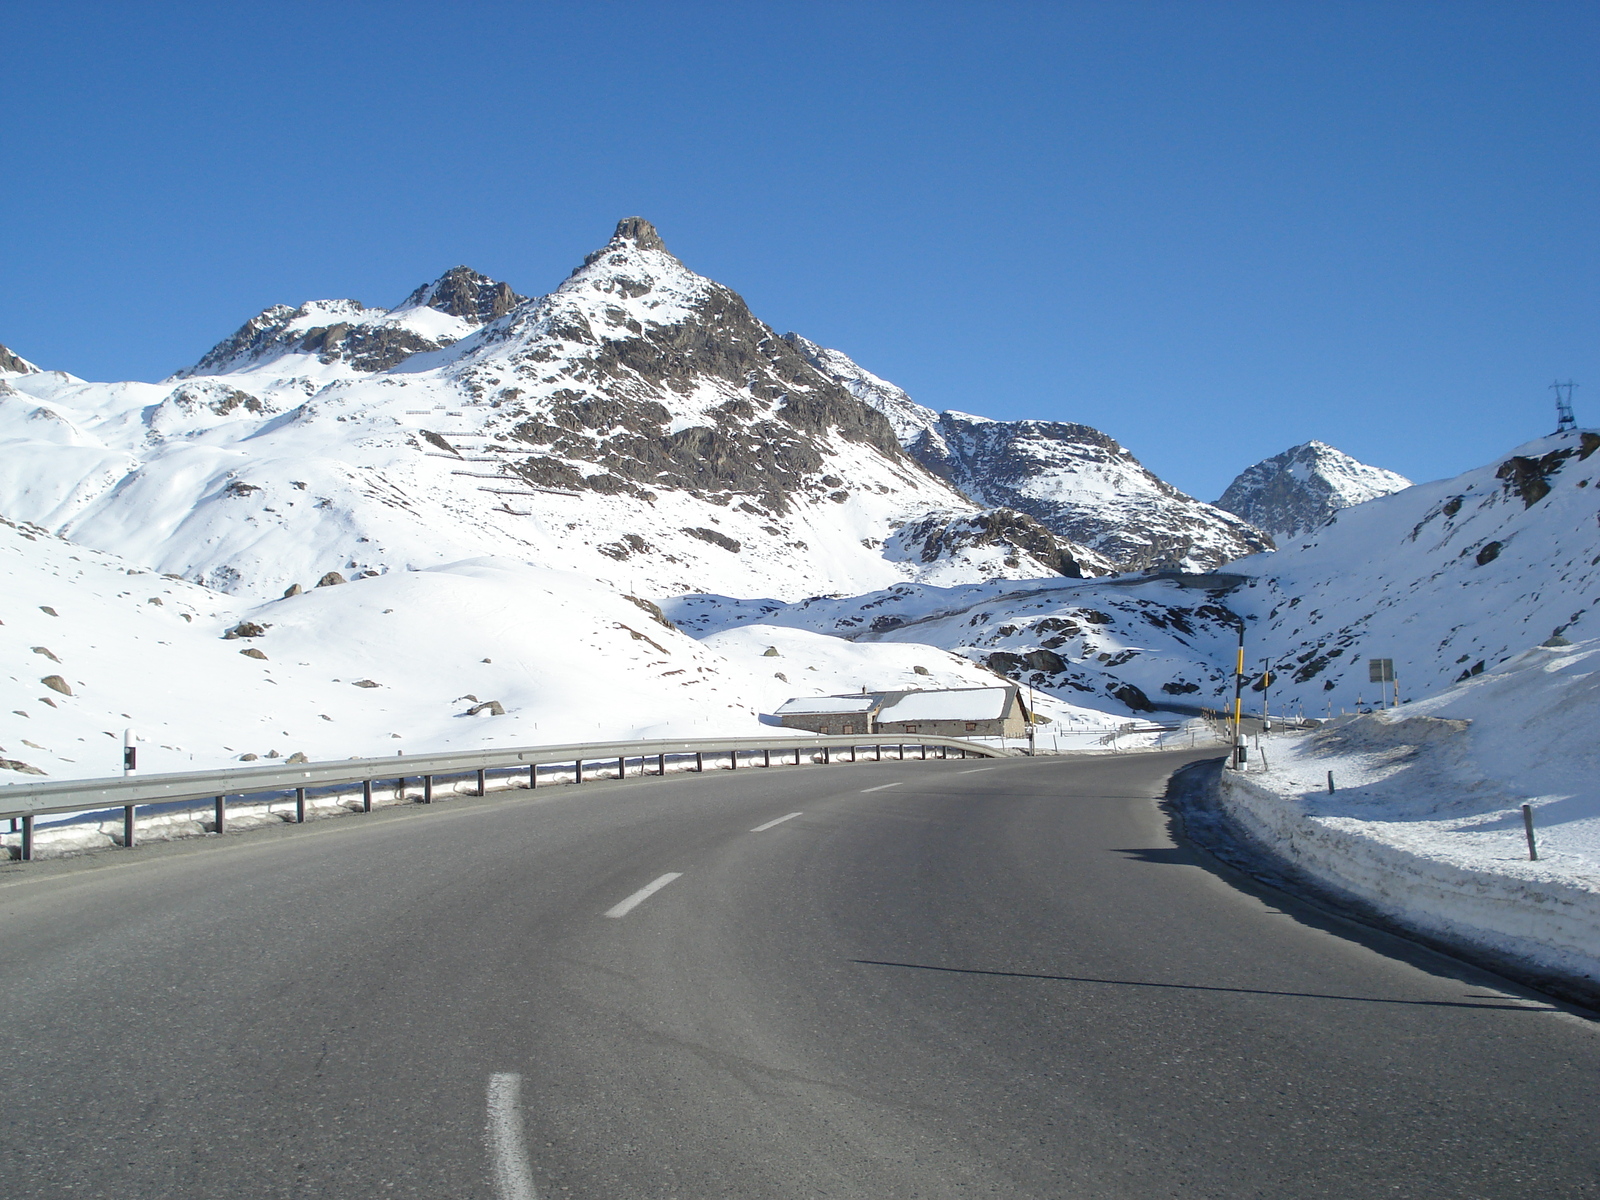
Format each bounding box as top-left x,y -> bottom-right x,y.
1,750 -> 1595,1198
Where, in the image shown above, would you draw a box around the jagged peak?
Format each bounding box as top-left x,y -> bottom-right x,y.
0,342 -> 41,375
611,216 -> 667,254
572,216 -> 684,278
395,266 -> 527,325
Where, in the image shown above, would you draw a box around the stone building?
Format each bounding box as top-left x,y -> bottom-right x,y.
774,686 -> 1036,739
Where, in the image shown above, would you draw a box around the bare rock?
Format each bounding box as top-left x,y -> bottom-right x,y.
223,621 -> 268,639
913,665 -> 931,676
0,758 -> 45,775
762,646 -> 780,657
317,572 -> 347,587
466,700 -> 506,716
286,751 -> 309,764
240,647 -> 268,660
31,646 -> 59,662
283,584 -> 304,598
352,679 -> 380,688
39,606 -> 57,616
239,753 -> 258,761
40,675 -> 73,696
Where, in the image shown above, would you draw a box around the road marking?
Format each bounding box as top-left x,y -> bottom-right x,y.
486,1072 -> 539,1200
603,872 -> 684,918
860,782 -> 904,793
956,767 -> 995,774
751,812 -> 802,832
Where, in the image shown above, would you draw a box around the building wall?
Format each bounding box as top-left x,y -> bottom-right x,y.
879,716 -> 1023,738
778,714 -> 874,736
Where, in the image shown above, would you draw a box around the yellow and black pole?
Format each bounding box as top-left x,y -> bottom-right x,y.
1231,623 -> 1245,768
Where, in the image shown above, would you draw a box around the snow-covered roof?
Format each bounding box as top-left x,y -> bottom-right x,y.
774,695 -> 878,715
879,687 -> 1014,722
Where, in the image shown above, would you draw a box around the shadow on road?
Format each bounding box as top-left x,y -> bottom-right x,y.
849,959 -> 1557,1012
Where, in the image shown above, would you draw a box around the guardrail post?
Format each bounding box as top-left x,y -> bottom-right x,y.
529,765 -> 537,789
874,745 -> 882,761
695,752 -> 703,773
850,745 -> 857,763
921,744 -> 927,760
794,747 -> 801,766
422,776 -> 433,804
657,752 -> 666,776
124,804 -> 136,848
216,795 -> 227,833
477,768 -> 486,797
824,746 -> 831,765
363,780 -> 373,812
295,787 -> 306,822
21,813 -> 33,861
730,749 -> 738,771
618,755 -> 626,779
764,748 -> 771,768
575,759 -> 584,785
397,777 -> 405,803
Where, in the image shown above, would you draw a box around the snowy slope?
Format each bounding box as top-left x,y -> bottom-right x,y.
1211,639 -> 1600,995
0,343 -> 39,377
788,335 -> 1269,573
1230,430 -> 1600,714
1216,440 -> 1411,540
665,572 -> 1246,718
0,221 -> 1089,603
3,510 -> 1135,785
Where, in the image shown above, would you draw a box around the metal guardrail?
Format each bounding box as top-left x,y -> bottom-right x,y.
0,733 -> 1003,862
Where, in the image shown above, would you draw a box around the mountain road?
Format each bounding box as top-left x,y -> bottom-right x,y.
0,750 -> 1595,1197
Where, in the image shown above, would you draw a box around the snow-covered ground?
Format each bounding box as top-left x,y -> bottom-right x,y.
0,511 -> 1136,789
1213,636 -> 1600,995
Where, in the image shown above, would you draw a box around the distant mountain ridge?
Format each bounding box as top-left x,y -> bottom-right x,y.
1215,439 -> 1411,539
786,334 -> 1270,573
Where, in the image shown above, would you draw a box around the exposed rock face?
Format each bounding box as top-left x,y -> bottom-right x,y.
396,266 -> 526,325
1215,440 -> 1410,540
174,266 -> 525,377
889,508 -> 1114,578
0,343 -> 40,376
789,335 -> 1270,573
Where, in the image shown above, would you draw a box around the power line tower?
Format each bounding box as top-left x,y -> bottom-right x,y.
1551,379 -> 1578,433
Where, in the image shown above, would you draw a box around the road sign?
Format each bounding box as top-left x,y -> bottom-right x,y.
1369,658 -> 1395,683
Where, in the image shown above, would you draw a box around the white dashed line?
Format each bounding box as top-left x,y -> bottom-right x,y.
751,812 -> 803,832
486,1073 -> 538,1200
860,782 -> 904,793
603,872 -> 684,918
956,767 -> 995,774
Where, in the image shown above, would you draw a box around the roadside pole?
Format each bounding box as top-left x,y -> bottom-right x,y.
1231,624 -> 1245,768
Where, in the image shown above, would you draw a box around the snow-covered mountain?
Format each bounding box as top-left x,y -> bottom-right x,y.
0,220 -> 1096,603
668,429 -> 1600,723
173,266 -> 528,379
788,335 -> 1270,573
1233,429 -> 1600,711
1215,440 -> 1411,540
0,343 -> 39,376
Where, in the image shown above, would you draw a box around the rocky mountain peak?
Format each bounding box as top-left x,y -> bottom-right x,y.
397,266 -> 527,325
612,216 -> 668,254
1216,440 -> 1411,540
0,342 -> 40,375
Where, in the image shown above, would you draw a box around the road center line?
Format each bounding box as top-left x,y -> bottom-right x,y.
860,782 -> 904,793
750,812 -> 802,832
486,1072 -> 539,1200
956,767 -> 995,774
603,872 -> 684,918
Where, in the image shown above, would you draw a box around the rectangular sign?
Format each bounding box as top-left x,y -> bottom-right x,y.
1369,658 -> 1395,683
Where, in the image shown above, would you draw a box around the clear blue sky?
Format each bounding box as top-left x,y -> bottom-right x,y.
3,1 -> 1595,500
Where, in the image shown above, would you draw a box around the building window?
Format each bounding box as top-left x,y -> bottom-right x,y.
904,725 -> 918,733
965,722 -> 977,732
843,725 -> 854,735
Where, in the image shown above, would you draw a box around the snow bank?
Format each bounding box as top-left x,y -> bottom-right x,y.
1206,638 -> 1600,999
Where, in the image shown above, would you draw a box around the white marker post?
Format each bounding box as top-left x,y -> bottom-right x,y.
123,727 -> 138,776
